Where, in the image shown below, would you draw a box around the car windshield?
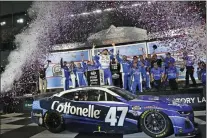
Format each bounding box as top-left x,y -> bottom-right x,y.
108,87 -> 138,101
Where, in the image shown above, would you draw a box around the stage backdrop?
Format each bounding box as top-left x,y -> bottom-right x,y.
147,41 -> 198,80
46,50 -> 89,89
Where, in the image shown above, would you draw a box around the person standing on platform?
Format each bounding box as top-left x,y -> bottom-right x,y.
151,54 -> 162,68
60,58 -> 70,90
69,61 -> 76,88
110,58 -> 121,87
75,62 -> 88,87
81,53 -> 99,71
92,43 -> 116,85
165,62 -> 179,90
130,62 -> 146,94
150,62 -> 165,91
182,52 -> 197,87
164,52 -> 175,70
38,60 -> 50,93
116,53 -> 132,90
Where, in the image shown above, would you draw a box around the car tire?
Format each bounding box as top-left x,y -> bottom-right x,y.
140,110 -> 173,138
43,111 -> 64,133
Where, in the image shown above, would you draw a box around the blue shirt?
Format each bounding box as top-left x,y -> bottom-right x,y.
130,67 -> 146,81
116,55 -> 132,73
183,56 -> 194,66
166,66 -> 178,79
201,69 -> 206,85
151,67 -> 164,80
164,57 -> 175,68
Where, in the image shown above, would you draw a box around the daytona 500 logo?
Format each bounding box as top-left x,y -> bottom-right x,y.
51,101 -> 101,119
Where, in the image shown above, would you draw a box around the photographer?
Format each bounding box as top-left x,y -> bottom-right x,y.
38,60 -> 50,94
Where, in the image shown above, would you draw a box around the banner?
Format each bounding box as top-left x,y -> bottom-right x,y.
46,50 -> 89,89
87,69 -> 105,86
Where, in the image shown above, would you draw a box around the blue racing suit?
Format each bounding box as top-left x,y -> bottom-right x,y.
130,67 -> 146,93
166,66 -> 178,80
82,61 -> 99,71
164,57 -> 175,69
92,47 -> 116,85
151,67 -> 164,88
201,69 -> 206,86
60,58 -> 70,90
138,59 -> 151,89
74,66 -> 88,87
116,55 -> 132,90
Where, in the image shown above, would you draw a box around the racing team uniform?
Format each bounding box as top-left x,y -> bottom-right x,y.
138,59 -> 151,89
116,55 -> 132,90
130,66 -> 145,94
60,59 -> 70,90
166,66 -> 178,90
92,48 -> 116,85
75,66 -> 88,87
164,57 -> 175,70
69,66 -> 76,88
151,67 -> 164,91
183,56 -> 197,87
82,61 -> 99,71
201,68 -> 206,97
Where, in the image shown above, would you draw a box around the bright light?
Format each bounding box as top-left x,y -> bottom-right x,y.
81,12 -> 90,15
132,3 -> 141,7
0,21 -> 6,26
120,6 -> 124,9
17,18 -> 24,23
70,14 -> 75,17
148,1 -> 152,4
104,8 -> 113,11
93,9 -> 102,13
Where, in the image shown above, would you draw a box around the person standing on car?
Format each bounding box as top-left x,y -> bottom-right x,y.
38,60 -> 50,93
116,53 -> 132,90
60,58 -> 70,90
110,58 -> 121,87
92,43 -> 116,85
182,52 -> 197,87
165,62 -> 179,90
150,62 -> 165,91
130,62 -> 146,94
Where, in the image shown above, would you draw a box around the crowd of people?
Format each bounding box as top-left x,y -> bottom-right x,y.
41,44 -> 206,94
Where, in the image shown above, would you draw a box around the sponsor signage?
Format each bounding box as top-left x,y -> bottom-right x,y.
87,69 -> 105,86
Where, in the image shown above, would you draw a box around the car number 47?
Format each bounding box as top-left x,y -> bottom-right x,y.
105,107 -> 128,126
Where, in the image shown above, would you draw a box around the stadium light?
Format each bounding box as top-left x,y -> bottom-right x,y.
104,8 -> 113,11
81,12 -> 90,15
17,18 -> 24,23
120,6 -> 124,9
70,14 -> 75,17
0,21 -> 6,26
93,9 -> 102,13
132,3 -> 141,7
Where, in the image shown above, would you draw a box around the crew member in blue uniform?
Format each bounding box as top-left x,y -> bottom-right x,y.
92,43 -> 116,85
75,63 -> 88,87
182,52 -> 197,87
200,61 -> 206,97
116,53 -> 132,90
151,62 -> 165,91
60,58 -> 70,90
82,60 -> 99,71
130,62 -> 146,94
164,52 -> 175,70
69,61 -> 76,88
165,62 -> 179,90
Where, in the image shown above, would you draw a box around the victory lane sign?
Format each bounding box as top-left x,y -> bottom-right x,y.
87,69 -> 105,86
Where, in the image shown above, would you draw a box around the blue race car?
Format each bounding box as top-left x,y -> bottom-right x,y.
31,86 -> 195,138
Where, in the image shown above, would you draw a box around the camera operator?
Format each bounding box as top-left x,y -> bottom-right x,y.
38,60 -> 50,94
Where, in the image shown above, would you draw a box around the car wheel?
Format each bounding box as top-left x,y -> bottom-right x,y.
140,110 -> 173,138
44,111 -> 64,133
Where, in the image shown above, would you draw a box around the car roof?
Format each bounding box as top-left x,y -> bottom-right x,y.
53,86 -> 119,97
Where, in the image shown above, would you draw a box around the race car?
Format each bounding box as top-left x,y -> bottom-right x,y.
31,86 -> 196,138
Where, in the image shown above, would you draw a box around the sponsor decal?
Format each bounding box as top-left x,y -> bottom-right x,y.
155,132 -> 166,137
144,106 -> 161,109
91,71 -> 96,76
51,101 -> 101,119
173,97 -> 206,104
33,113 -> 42,117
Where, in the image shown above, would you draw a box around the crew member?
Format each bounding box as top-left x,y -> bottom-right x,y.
75,63 -> 88,87
130,62 -> 145,94
182,52 -> 197,87
69,61 -> 76,88
165,62 -> 179,90
151,62 -> 165,91
151,54 -> 162,68
116,54 -> 131,90
38,60 -> 50,93
200,61 -> 206,97
92,43 -> 116,85
60,58 -> 70,90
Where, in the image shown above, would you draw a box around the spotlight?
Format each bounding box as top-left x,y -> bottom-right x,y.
0,21 -> 6,26
93,9 -> 102,13
17,18 -> 24,23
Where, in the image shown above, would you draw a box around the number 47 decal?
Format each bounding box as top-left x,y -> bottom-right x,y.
105,107 -> 128,126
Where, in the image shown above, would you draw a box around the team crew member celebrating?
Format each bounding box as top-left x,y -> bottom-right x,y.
69,61 -> 76,88
151,62 -> 165,91
165,62 -> 179,90
38,60 -> 50,93
164,52 -> 175,70
92,43 -> 116,85
182,52 -> 197,87
130,62 -> 146,93
60,58 -> 70,90
116,54 -> 132,90
75,62 -> 88,87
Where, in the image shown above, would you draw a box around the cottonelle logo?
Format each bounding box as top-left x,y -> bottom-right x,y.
51,101 -> 101,119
